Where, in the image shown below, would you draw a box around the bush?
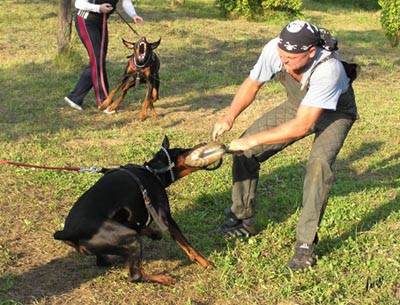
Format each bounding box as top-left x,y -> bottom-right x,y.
379,0 -> 400,47
312,0 -> 379,10
215,0 -> 302,20
261,0 -> 302,15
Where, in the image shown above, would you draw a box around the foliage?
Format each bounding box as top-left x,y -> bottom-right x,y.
261,0 -> 302,14
309,0 -> 380,10
378,0 -> 400,47
215,0 -> 302,20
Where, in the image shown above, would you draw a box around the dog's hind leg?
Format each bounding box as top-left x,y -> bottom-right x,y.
139,226 -> 163,240
140,86 -> 152,121
82,220 -> 174,285
149,82 -> 159,118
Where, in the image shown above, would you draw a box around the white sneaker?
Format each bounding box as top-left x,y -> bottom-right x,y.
64,97 -> 83,111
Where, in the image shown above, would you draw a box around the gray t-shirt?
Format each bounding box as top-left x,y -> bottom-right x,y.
249,37 -> 350,111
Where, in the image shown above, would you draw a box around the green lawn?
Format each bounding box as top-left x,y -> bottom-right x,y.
0,0 -> 399,304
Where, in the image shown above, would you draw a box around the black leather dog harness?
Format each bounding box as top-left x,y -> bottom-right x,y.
106,167 -> 169,232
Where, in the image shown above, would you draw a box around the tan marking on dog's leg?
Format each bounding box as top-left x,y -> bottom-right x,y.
150,87 -> 158,117
100,83 -> 123,109
174,239 -> 214,269
107,83 -> 133,111
141,269 -> 176,285
140,88 -> 151,121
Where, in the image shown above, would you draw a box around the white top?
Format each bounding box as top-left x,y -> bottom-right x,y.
75,0 -> 137,17
249,37 -> 350,110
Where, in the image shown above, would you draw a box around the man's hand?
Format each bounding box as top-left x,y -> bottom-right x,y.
228,137 -> 256,152
210,118 -> 233,142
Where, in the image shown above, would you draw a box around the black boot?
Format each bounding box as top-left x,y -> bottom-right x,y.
209,206 -> 257,237
286,242 -> 317,271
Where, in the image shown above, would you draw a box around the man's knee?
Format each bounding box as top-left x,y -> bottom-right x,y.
305,158 -> 334,185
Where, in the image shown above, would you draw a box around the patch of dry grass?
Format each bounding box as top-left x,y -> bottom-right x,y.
1,1 -> 399,305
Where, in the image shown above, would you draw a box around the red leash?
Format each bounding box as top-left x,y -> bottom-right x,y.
99,13 -> 108,106
0,159 -> 101,173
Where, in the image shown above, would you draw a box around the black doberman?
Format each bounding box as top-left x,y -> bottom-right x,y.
100,36 -> 161,120
54,136 -> 213,285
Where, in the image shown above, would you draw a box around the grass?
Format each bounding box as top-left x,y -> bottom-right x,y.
0,0 -> 399,304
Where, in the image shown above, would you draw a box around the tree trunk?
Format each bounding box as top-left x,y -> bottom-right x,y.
57,0 -> 72,53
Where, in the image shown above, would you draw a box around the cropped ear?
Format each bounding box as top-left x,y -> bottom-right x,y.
122,38 -> 135,49
150,38 -> 161,50
162,135 -> 170,149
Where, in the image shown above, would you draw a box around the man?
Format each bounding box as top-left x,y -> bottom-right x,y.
210,20 -> 358,271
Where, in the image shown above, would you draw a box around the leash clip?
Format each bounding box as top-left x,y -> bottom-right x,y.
79,165 -> 100,173
142,188 -> 150,202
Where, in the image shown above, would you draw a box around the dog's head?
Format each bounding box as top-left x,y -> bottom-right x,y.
145,136 -> 218,187
123,36 -> 161,66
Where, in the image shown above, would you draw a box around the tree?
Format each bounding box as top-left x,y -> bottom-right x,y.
57,0 -> 72,53
379,0 -> 400,47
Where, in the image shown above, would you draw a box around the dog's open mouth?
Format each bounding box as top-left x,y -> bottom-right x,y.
137,42 -> 147,61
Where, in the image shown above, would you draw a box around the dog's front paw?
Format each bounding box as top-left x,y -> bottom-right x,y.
157,274 -> 176,286
102,107 -> 116,115
143,273 -> 176,286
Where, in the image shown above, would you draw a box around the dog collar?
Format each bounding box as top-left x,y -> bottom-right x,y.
160,146 -> 175,183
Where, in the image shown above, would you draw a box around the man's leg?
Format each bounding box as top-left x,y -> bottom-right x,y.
213,102 -> 300,236
287,111 -> 355,270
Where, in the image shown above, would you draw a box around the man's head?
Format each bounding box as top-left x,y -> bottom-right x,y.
278,20 -> 321,54
277,20 -> 321,73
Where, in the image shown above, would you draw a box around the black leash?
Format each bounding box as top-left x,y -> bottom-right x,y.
115,10 -> 141,38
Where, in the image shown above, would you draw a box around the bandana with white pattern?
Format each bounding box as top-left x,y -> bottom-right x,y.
278,20 -> 321,54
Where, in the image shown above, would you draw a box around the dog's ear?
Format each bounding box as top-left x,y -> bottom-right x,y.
162,135 -> 170,149
122,38 -> 135,49
150,38 -> 161,50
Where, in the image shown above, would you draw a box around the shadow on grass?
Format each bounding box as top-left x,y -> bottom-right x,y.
0,252 -> 108,304
176,140 -> 398,260
0,236 -> 205,304
318,145 -> 400,256
303,0 -> 380,12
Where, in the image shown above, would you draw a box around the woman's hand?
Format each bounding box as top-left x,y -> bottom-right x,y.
100,3 -> 114,13
133,15 -> 144,25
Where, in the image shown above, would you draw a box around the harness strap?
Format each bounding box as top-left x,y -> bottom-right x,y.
128,56 -> 153,87
301,54 -> 334,91
111,167 -> 169,232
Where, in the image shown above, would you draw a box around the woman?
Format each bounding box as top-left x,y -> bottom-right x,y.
64,0 -> 144,111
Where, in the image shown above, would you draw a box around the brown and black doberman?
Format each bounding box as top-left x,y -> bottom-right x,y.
100,36 -> 161,120
54,136 -> 213,285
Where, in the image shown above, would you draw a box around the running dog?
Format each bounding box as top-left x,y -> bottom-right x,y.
54,136 -> 213,285
100,36 -> 161,120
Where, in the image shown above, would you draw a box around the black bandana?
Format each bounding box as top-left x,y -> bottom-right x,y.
278,20 -> 321,53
